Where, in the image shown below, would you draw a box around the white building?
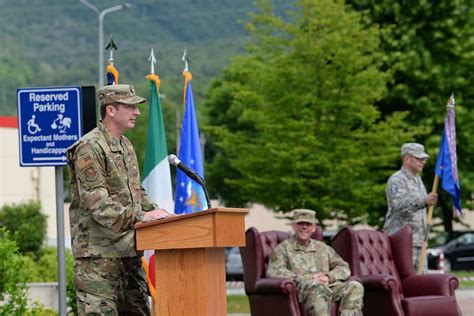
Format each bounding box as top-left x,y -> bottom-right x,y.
0,115 -> 70,246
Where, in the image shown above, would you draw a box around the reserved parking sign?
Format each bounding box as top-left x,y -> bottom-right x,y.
17,86 -> 82,166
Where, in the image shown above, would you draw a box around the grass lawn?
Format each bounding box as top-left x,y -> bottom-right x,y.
451,270 -> 474,288
227,295 -> 250,314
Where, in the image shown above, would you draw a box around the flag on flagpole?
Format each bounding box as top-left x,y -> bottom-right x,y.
435,94 -> 462,216
174,71 -> 207,214
141,73 -> 174,301
106,61 -> 119,85
106,37 -> 119,85
142,74 -> 174,213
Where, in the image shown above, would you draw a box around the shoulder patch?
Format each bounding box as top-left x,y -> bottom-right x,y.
77,154 -> 94,171
389,183 -> 398,197
83,165 -> 99,182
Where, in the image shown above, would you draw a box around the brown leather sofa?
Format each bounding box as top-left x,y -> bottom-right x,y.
331,225 -> 461,316
240,226 -> 338,316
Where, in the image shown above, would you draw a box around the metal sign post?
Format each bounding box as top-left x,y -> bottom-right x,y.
17,86 -> 83,316
55,166 -> 67,316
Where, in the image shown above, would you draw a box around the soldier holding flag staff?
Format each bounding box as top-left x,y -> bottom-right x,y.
383,143 -> 438,272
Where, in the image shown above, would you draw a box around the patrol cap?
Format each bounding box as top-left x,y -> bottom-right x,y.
97,84 -> 146,107
292,209 -> 316,224
401,143 -> 429,159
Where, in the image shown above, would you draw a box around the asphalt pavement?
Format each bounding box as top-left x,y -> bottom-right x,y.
457,288 -> 474,316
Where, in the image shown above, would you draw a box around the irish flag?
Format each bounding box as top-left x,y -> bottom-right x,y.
141,74 -> 174,301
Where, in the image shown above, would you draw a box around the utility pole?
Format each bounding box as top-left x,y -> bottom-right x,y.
79,0 -> 134,87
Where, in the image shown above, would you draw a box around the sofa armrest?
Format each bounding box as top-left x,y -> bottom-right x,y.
402,273 -> 459,297
360,275 -> 400,292
360,274 -> 404,315
254,277 -> 297,294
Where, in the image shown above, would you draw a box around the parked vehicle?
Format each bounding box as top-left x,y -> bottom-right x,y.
323,231 -> 337,245
427,231 -> 474,271
225,247 -> 244,281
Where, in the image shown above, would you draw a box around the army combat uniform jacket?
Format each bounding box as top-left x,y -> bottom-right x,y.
266,236 -> 350,303
383,167 -> 427,248
67,122 -> 157,258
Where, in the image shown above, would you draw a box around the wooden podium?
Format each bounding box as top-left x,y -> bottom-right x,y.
135,207 -> 248,316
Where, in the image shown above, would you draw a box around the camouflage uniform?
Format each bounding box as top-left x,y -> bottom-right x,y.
384,166 -> 428,271
74,257 -> 149,316
67,85 -> 155,315
267,237 -> 364,316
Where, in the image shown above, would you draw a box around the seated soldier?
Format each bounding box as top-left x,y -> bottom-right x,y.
266,209 -> 363,316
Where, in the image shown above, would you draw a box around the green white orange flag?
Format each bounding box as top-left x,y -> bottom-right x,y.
141,68 -> 174,301
142,74 -> 173,212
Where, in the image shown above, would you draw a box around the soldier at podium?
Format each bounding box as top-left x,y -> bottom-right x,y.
267,210 -> 364,316
67,84 -> 171,315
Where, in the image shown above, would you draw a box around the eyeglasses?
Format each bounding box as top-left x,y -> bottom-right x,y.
411,156 -> 427,162
296,222 -> 314,227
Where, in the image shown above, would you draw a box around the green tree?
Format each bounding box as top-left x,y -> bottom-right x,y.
347,0 -> 474,233
0,0 -> 251,116
0,201 -> 47,257
204,0 -> 423,225
0,56 -> 35,115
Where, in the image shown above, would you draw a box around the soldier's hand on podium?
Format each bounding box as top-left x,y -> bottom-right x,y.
142,209 -> 173,222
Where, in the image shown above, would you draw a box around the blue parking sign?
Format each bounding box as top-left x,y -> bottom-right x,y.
17,86 -> 83,166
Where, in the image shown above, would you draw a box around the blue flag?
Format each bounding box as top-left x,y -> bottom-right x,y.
174,79 -> 207,214
435,95 -> 461,216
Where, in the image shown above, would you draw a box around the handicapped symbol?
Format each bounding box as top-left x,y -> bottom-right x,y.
27,115 -> 41,134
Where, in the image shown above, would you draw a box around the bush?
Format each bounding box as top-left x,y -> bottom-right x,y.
24,247 -> 77,315
0,201 -> 47,257
25,302 -> 58,316
39,247 -> 77,315
0,228 -> 29,315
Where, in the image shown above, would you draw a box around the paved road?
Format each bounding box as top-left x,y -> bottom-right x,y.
457,289 -> 474,316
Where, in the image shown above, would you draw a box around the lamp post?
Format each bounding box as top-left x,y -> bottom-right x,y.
79,0 -> 134,87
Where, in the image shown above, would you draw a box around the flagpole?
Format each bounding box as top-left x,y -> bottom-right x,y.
105,36 -> 119,85
182,47 -> 191,109
178,48 -> 190,153
417,93 -> 460,274
149,48 -> 156,75
79,0 -> 133,87
417,174 -> 439,274
144,48 -> 159,312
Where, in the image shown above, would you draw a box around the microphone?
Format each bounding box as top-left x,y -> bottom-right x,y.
168,154 -> 212,209
167,154 -> 205,185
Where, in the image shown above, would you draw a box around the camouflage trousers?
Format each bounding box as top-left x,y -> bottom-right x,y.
298,280 -> 364,316
412,246 -> 428,273
74,257 -> 150,316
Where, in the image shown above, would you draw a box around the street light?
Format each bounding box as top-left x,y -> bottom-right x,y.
79,0 -> 134,87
